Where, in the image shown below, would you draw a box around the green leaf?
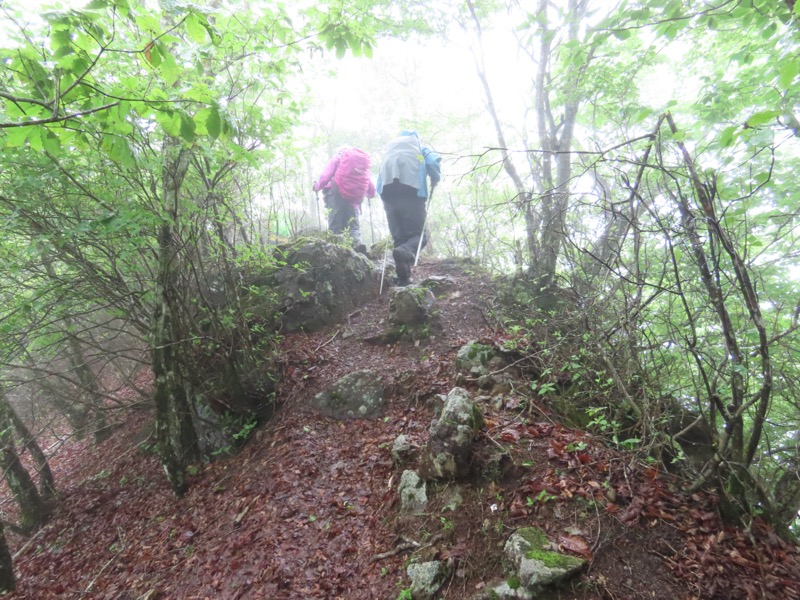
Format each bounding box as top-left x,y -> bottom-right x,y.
718,125 -> 737,148
4,127 -> 29,148
778,60 -> 799,91
745,110 -> 780,128
147,44 -> 163,68
112,0 -> 130,18
50,29 -> 72,51
159,50 -> 181,87
180,113 -> 196,142
731,363 -> 748,376
612,29 -> 631,40
754,172 -> 770,185
206,107 -> 221,140
103,135 -> 134,167
42,130 -> 61,156
156,110 -> 181,137
135,14 -> 161,34
28,128 -> 44,152
193,108 -> 210,135
335,39 -> 346,59
185,13 -> 207,44
633,107 -> 653,123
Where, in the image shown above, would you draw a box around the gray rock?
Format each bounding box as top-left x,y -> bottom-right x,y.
392,434 -> 418,466
419,387 -> 483,480
399,470 -> 428,515
419,275 -> 458,294
390,286 -> 437,327
474,580 -> 533,599
455,341 -> 498,377
407,560 -> 450,600
439,485 -> 464,512
249,240 -> 380,333
477,374 -> 494,389
311,369 -> 385,419
504,527 -> 585,594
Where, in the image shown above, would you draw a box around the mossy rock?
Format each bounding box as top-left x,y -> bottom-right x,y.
245,239 -> 380,333
504,527 -> 585,593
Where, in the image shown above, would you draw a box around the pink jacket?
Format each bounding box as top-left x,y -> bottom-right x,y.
313,152 -> 376,208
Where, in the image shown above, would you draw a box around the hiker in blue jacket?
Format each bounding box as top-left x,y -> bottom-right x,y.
377,131 -> 441,286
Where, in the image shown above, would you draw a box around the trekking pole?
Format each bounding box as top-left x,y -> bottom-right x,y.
315,189 -> 322,230
414,185 -> 435,267
368,198 -> 375,246
379,243 -> 388,295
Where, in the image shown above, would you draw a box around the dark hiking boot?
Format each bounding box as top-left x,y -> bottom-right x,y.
393,247 -> 414,282
355,244 -> 368,256
393,276 -> 411,287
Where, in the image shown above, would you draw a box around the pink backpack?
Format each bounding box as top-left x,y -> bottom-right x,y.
334,148 -> 371,202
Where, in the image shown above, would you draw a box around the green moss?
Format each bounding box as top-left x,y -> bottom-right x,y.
470,404 -> 484,431
466,343 -> 492,360
329,391 -> 344,408
519,527 -> 583,570
525,547 -> 582,570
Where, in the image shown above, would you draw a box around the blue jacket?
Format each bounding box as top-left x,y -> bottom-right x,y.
377,130 -> 441,199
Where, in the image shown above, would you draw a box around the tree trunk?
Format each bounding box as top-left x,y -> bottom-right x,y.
774,452 -> 800,530
152,138 -> 200,496
0,396 -> 48,532
9,409 -> 56,503
533,0 -> 586,291
0,522 -> 14,593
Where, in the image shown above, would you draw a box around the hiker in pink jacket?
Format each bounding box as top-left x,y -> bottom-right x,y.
313,146 -> 376,254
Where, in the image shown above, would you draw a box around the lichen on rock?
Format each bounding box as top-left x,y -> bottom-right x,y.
418,387 -> 483,480
311,369 -> 385,419
503,527 -> 585,594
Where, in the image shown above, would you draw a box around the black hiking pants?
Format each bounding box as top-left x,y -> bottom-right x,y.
380,182 -> 427,256
324,185 -> 361,245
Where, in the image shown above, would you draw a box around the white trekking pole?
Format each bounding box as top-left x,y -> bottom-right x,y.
379,243 -> 389,294
414,185 -> 435,267
368,198 -> 376,246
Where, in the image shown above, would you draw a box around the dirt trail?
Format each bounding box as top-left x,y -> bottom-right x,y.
8,259 -> 498,599
7,258 -> 800,600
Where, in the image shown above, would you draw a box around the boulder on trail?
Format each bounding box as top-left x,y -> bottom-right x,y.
392,434 -> 419,466
311,369 -> 386,419
417,275 -> 458,295
389,285 -> 437,327
407,560 -> 450,599
363,283 -> 438,344
418,387 -> 483,480
502,527 -> 585,595
455,340 -> 507,378
248,239 -> 380,333
398,469 -> 428,515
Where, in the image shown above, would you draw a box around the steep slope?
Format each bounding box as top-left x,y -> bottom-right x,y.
4,258 -> 800,599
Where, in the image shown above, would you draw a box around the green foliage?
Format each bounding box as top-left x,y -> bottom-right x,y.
0,0 -> 417,495
527,490 -> 555,506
